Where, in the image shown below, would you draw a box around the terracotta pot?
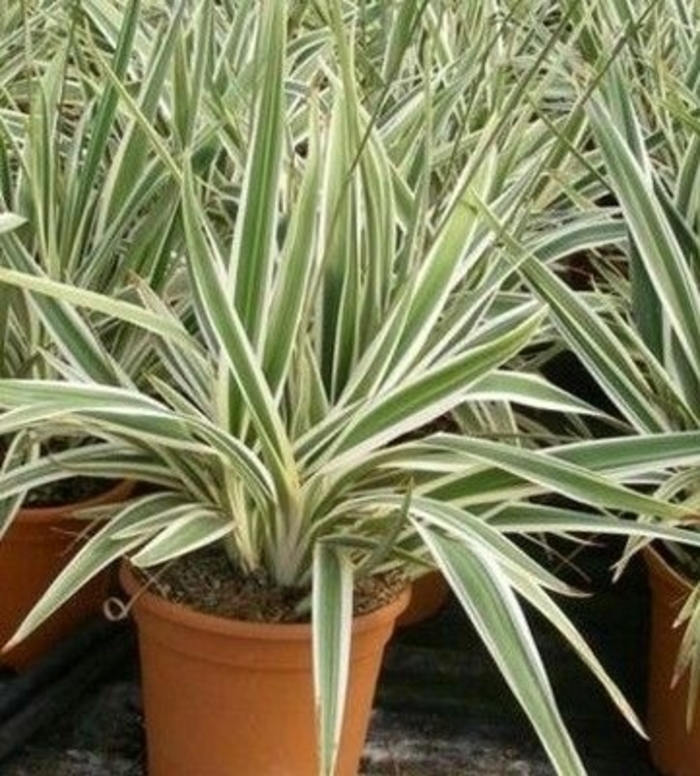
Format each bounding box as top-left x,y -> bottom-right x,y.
0,479 -> 134,670
120,564 -> 409,776
396,570 -> 450,628
645,546 -> 700,776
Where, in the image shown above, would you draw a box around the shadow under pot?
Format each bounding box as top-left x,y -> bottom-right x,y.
120,562 -> 409,776
0,479 -> 134,670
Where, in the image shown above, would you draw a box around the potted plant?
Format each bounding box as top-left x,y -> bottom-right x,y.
3,2 -> 700,775
0,1 -> 188,667
506,28 -> 700,769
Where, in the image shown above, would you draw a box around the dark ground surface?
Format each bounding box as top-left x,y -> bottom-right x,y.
0,541 -> 662,775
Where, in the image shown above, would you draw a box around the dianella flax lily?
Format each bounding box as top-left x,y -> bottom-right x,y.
498,3 -> 700,727
2,2 -> 700,775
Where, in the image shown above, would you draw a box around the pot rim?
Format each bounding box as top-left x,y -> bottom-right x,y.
17,478 -> 135,524
119,561 -> 410,641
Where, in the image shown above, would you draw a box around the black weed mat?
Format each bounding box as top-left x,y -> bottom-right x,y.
0,545 -> 661,775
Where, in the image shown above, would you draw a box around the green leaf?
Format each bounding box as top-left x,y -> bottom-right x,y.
318,307 -> 545,469
130,510 -> 231,567
230,0 -> 286,346
417,526 -> 587,776
180,162 -> 297,494
428,434 -> 689,521
465,371 -> 600,416
589,97 -> 700,387
313,542 -> 354,776
3,493 -> 188,649
0,212 -> 25,233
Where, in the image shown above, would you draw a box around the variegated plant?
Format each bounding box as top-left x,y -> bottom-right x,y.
2,2 -> 700,775
501,1 -> 700,724
0,0 -> 193,515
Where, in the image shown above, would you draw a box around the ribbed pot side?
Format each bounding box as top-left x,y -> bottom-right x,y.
120,563 -> 409,776
0,479 -> 134,670
646,547 -> 700,776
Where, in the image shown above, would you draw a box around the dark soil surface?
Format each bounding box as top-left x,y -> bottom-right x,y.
0,438 -> 114,510
141,546 -> 407,623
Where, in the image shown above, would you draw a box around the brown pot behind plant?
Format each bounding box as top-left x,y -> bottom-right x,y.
396,570 -> 451,628
120,563 -> 409,776
0,479 -> 134,670
646,546 -> 700,776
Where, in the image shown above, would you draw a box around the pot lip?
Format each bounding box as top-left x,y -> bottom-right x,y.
17,478 -> 135,524
119,561 -> 410,640
644,544 -> 694,595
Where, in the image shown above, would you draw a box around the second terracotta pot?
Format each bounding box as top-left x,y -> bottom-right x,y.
396,570 -> 450,628
646,546 -> 700,776
0,479 -> 134,670
120,563 -> 409,776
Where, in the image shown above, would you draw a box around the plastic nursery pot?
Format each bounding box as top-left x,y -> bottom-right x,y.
396,570 -> 451,628
0,479 -> 134,670
120,563 -> 409,776
645,546 -> 700,776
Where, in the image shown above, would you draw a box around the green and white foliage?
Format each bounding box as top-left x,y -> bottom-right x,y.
488,0 -> 700,725
2,2 -> 700,774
